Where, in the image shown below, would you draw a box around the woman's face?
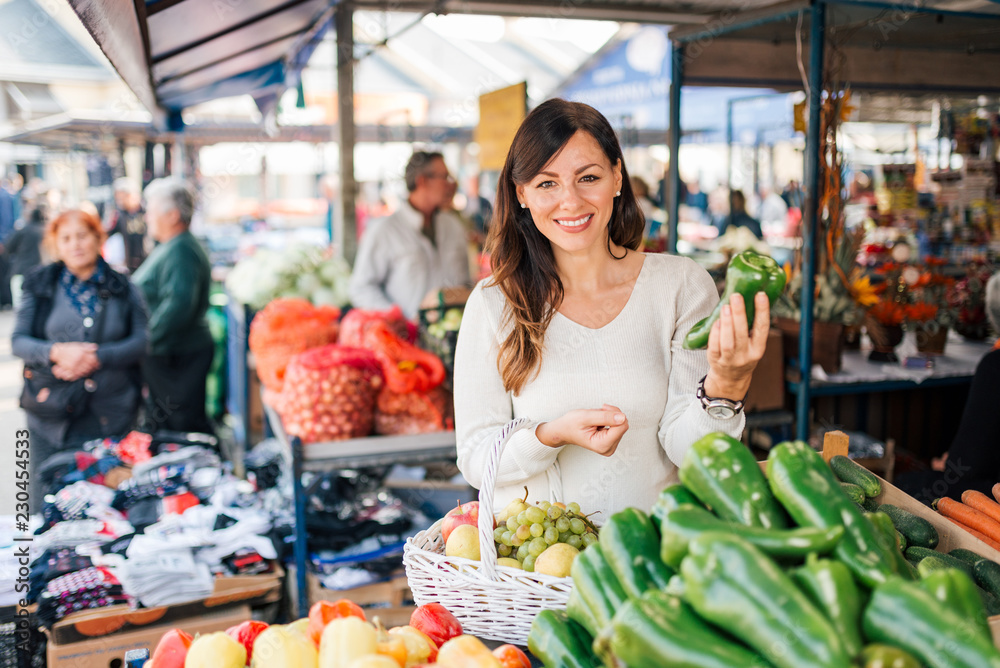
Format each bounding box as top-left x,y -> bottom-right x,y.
55,219 -> 101,275
516,130 -> 622,256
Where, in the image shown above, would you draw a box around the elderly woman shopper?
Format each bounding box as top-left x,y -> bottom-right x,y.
13,209 -> 148,510
132,178 -> 214,435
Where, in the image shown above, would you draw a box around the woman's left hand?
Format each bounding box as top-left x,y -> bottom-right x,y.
704,292 -> 770,401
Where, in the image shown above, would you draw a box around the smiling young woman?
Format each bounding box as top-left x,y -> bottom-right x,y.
453,99 -> 770,519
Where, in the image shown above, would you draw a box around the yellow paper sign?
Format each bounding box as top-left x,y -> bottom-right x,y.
476,82 -> 527,171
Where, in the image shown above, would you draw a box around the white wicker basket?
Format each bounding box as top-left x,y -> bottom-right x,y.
403,418 -> 574,645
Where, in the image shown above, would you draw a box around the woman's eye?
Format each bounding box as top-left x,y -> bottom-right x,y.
580,174 -> 598,183
536,180 -> 555,189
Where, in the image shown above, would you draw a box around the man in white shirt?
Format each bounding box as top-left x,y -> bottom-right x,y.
349,151 -> 471,318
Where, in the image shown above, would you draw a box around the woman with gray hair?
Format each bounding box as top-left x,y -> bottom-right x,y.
131,178 -> 214,434
896,271 -> 1000,505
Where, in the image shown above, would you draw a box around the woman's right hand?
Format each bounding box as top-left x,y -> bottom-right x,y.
536,404 -> 629,456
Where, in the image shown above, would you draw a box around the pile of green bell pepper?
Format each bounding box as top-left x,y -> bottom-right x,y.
529,433 -> 1000,668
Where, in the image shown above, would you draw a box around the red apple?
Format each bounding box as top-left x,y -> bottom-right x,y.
441,501 -> 491,544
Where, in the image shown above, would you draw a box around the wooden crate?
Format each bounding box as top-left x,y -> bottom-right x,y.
820,431 -> 1000,649
288,567 -> 415,627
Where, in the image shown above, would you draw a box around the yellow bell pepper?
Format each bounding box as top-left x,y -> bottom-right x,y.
185,631 -> 246,668
373,619 -> 407,668
386,626 -> 436,667
345,656 -> 401,668
319,617 -> 377,668
249,624 -> 318,668
436,635 -> 503,668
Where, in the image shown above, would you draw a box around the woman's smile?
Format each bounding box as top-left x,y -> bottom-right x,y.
554,213 -> 593,231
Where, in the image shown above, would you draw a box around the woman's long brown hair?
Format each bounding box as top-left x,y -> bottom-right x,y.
486,99 -> 644,395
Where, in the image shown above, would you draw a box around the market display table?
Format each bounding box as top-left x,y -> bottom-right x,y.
789,332 -> 993,396
788,333 -> 994,456
262,401 -> 457,617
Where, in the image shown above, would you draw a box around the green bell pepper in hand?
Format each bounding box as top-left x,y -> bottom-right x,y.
683,250 -> 786,350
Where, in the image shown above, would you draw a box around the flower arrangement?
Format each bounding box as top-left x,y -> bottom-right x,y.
868,299 -> 906,326
904,259 -> 956,331
947,262 -> 995,340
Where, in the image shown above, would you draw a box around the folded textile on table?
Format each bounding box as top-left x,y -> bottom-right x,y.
118,548 -> 214,607
36,566 -> 131,626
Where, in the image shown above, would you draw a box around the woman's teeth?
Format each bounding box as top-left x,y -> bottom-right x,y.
557,215 -> 592,227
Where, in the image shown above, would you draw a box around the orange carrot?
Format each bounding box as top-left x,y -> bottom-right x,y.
935,496 -> 1000,544
947,517 -> 1000,552
962,490 -> 1000,525
993,483 -> 1000,505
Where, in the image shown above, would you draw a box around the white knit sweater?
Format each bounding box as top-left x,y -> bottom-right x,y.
453,253 -> 745,520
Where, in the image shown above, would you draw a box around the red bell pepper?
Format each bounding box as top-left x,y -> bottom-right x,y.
307,598 -> 367,645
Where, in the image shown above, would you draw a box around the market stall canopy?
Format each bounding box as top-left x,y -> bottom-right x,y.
67,0 -> 334,126
0,109 -> 474,150
669,0 -> 1000,93
553,24 -> 795,142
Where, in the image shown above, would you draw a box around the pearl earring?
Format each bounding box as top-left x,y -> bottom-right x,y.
520,202 -> 526,208
615,190 -> 621,197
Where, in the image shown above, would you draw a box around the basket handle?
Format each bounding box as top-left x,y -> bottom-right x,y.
477,417 -> 535,581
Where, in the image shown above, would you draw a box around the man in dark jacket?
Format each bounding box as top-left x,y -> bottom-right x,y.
132,178 -> 214,435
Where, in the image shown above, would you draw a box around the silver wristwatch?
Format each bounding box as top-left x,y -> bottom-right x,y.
696,375 -> 745,419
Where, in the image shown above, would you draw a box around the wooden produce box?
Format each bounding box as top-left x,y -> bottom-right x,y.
288,567 -> 415,627
47,605 -> 249,668
47,564 -> 282,646
819,432 -> 1000,649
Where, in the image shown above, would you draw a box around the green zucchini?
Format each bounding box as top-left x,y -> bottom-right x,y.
983,589 -> 1000,616
950,548 -> 987,566
840,482 -> 866,505
974,559 -> 1000,599
829,455 -> 881,498
862,496 -> 881,513
916,555 -> 951,577
896,531 -> 908,552
878,503 -> 939,550
905,547 -> 974,577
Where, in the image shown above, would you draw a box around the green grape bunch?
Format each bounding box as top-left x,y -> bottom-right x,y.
490,495 -> 600,571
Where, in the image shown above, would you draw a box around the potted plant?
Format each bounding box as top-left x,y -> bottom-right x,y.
948,261 -> 994,341
862,262 -> 909,362
902,260 -> 956,355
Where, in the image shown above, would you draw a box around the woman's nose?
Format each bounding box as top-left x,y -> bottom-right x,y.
557,185 -> 584,209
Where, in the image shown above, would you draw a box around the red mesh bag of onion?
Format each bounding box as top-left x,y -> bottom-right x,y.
278,344 -> 383,443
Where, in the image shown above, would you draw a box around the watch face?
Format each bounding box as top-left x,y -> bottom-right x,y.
706,404 -> 736,420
